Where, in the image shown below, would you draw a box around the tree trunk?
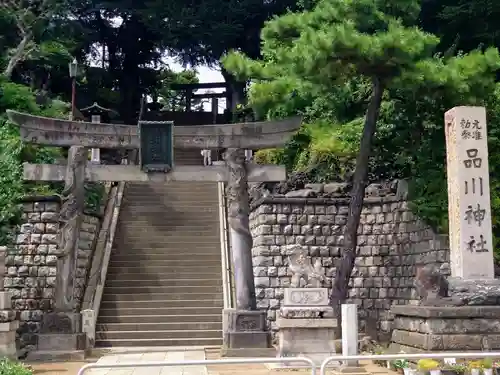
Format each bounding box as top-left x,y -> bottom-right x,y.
3,32 -> 32,79
221,67 -> 246,114
330,76 -> 385,315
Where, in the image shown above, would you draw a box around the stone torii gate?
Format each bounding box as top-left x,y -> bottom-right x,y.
7,110 -> 301,352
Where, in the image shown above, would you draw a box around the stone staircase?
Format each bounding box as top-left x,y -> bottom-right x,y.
95,165 -> 224,347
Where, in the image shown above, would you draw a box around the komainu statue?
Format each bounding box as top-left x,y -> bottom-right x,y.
286,244 -> 325,288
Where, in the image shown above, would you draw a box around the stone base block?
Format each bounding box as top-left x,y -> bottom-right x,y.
37,333 -> 86,351
220,347 -> 276,358
223,309 -> 269,349
40,312 -> 81,334
225,331 -> 269,349
223,309 -> 267,332
0,323 -> 18,359
0,291 -> 13,310
27,350 -> 86,362
331,367 -> 369,374
277,318 -> 336,366
390,305 -> 500,352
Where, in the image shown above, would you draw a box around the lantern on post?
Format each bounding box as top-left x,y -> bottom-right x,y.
68,58 -> 78,120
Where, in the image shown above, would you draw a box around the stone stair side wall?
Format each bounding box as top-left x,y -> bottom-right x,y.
5,196 -> 102,350
81,182 -> 125,348
249,183 -> 450,340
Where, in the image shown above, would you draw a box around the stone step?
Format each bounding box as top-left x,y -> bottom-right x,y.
100,299 -> 224,309
116,235 -> 220,241
106,265 -> 221,274
108,260 -> 221,267
108,266 -> 221,272
124,189 -> 217,193
123,199 -> 218,204
110,253 -> 220,259
97,314 -> 222,324
106,273 -> 222,280
108,252 -> 221,258
98,306 -> 222,316
94,337 -> 222,347
105,278 -> 221,287
111,244 -> 220,250
101,292 -> 221,302
103,285 -> 223,294
96,329 -> 222,340
119,222 -> 217,226
122,205 -> 218,210
96,321 -> 223,332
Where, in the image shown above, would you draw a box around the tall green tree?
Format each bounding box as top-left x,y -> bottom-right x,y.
224,0 -> 500,314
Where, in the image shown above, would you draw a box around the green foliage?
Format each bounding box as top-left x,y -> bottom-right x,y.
225,0 -> 500,261
0,359 -> 32,375
85,183 -> 106,214
0,77 -> 66,245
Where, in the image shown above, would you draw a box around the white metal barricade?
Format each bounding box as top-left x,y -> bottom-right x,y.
78,357 -> 316,375
320,352 -> 500,375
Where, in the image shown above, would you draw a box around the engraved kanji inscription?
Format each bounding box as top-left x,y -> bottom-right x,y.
461,119 -> 483,140
466,235 -> 489,253
465,177 -> 484,196
464,203 -> 486,227
463,148 -> 482,168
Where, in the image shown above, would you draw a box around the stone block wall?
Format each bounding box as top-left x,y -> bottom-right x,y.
3,197 -> 101,349
249,183 -> 450,338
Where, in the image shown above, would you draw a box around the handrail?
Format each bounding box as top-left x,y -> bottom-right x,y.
218,181 -> 232,309
80,181 -> 125,347
89,182 -> 125,320
78,357 -> 316,375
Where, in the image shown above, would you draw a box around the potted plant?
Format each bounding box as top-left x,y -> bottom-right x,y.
483,358 -> 494,375
391,359 -> 411,375
469,360 -> 483,375
493,361 -> 500,375
441,363 -> 466,375
418,359 -> 441,375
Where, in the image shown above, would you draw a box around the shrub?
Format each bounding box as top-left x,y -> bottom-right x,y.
0,359 -> 33,375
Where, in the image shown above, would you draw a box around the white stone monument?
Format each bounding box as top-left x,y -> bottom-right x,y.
444,106 -> 500,305
444,106 -> 493,279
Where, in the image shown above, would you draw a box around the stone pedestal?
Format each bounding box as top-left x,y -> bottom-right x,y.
28,311 -> 86,361
0,247 -> 19,358
223,309 -> 269,352
0,290 -> 18,358
277,288 -> 337,366
448,278 -> 500,305
390,305 -> 500,352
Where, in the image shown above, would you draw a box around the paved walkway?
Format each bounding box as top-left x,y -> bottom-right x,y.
88,350 -> 208,375
30,347 -> 394,375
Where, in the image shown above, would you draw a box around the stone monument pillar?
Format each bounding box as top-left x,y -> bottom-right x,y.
0,247 -> 18,358
390,106 -> 500,353
276,245 -> 337,366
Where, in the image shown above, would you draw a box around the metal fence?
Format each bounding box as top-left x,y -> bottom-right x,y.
77,356 -> 316,375
77,351 -> 500,375
320,352 -> 500,375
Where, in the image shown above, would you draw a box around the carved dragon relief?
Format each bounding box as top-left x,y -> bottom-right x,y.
55,146 -> 86,313
223,148 -> 256,310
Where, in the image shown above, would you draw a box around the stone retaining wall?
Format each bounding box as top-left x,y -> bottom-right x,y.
4,197 -> 101,349
249,182 -> 450,338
